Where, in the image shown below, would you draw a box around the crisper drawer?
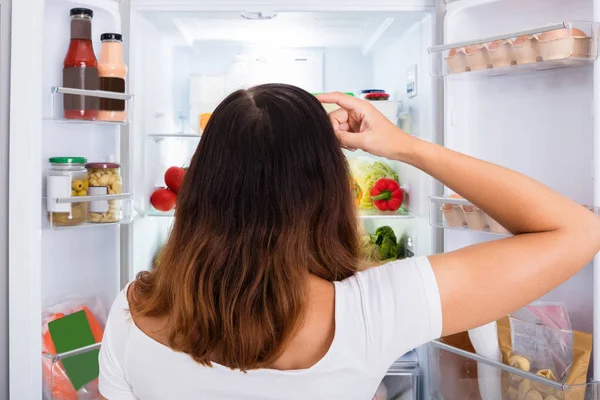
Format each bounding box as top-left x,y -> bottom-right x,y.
428,340 -> 599,400
379,351 -> 419,400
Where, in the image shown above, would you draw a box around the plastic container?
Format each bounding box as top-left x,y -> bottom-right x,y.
98,33 -> 127,122
462,205 -> 488,231
465,45 -> 492,71
365,92 -> 390,101
512,35 -> 540,65
46,157 -> 88,227
86,162 -> 123,223
538,28 -> 592,61
63,8 -> 99,120
357,89 -> 385,100
486,40 -> 514,68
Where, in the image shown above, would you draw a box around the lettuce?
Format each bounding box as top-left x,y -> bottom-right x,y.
349,159 -> 399,210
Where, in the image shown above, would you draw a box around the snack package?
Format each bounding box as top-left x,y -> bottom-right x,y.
42,296 -> 108,400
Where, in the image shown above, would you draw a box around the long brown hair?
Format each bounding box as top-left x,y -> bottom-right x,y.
130,84 -> 360,370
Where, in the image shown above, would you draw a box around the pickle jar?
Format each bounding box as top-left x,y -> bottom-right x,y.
86,162 -> 123,223
46,157 -> 88,227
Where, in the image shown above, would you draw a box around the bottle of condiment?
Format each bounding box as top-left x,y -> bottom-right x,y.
98,33 -> 127,122
63,8 -> 99,120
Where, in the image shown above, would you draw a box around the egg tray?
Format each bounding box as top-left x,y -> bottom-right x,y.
428,196 -> 510,236
429,21 -> 599,77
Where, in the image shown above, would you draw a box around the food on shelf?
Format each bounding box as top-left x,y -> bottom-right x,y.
199,113 -> 212,131
357,89 -> 384,100
86,163 -> 123,223
98,33 -> 127,122
440,194 -> 466,227
465,44 -> 491,71
461,204 -> 487,230
538,28 -> 591,60
512,35 -> 540,65
47,157 -> 89,227
370,178 -> 404,212
508,354 -> 531,372
446,48 -> 469,74
370,226 -> 399,260
365,92 -> 390,101
151,188 -> 177,212
42,306 -> 104,399
350,159 -> 399,211
63,8 -> 99,120
164,166 -> 186,194
486,40 -> 514,68
351,177 -> 363,207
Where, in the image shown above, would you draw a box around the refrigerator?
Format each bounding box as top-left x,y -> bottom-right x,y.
6,0 -> 600,398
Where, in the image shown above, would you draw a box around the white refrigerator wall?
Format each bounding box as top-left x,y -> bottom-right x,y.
444,0 -> 595,332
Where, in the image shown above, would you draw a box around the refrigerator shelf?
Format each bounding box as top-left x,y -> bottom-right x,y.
46,86 -> 133,124
147,133 -> 202,142
429,196 -> 511,236
429,20 -> 599,78
146,209 -> 416,220
43,342 -> 101,399
428,340 -> 599,398
45,193 -> 134,230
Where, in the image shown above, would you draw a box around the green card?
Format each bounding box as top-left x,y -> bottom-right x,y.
48,310 -> 99,391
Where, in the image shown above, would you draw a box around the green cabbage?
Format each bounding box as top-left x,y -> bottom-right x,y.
350,159 -> 399,210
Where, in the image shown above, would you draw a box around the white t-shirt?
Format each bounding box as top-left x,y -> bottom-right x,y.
99,256 -> 442,400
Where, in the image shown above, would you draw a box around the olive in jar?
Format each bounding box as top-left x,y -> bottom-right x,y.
46,157 -> 89,227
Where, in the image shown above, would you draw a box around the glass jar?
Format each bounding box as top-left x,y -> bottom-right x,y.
46,157 -> 88,227
86,162 -> 122,223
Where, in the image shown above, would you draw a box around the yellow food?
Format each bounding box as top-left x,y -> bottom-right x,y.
518,380 -> 532,400
77,190 -> 87,196
509,355 -> 531,372
507,387 -> 518,400
72,180 -> 84,191
525,390 -> 543,400
71,190 -> 77,196
532,370 -> 557,395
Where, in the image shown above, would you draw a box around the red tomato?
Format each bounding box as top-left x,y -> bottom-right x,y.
164,167 -> 186,194
150,188 -> 177,212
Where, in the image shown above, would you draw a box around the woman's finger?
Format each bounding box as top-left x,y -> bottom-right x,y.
317,92 -> 367,113
334,130 -> 364,150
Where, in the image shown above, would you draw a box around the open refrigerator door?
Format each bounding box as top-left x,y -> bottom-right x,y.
427,0 -> 600,399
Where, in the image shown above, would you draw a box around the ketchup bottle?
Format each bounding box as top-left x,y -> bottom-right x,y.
63,8 -> 99,120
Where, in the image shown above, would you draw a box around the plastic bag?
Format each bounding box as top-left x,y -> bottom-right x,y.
509,316 -> 573,383
520,301 -> 572,331
42,295 -> 108,400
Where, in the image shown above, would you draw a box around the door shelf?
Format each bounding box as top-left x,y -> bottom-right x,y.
146,209 -> 415,220
45,193 -> 134,230
43,342 -> 101,399
46,86 -> 133,124
429,20 -> 599,78
429,340 -> 599,398
429,196 -> 510,236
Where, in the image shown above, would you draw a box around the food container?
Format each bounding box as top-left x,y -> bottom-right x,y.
441,203 -> 466,227
357,89 -> 385,100
512,35 -> 540,65
465,45 -> 492,71
462,205 -> 487,231
486,215 -> 510,234
538,28 -> 591,61
446,48 -> 469,74
46,157 -> 88,227
86,162 -> 123,223
365,92 -> 390,101
485,40 -> 514,68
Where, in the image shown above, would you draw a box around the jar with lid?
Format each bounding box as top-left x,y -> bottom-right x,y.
46,157 -> 89,227
86,162 -> 123,223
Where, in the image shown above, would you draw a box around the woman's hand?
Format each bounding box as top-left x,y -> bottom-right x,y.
316,92 -> 414,161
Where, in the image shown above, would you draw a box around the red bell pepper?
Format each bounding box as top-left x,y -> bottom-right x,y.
370,178 -> 404,211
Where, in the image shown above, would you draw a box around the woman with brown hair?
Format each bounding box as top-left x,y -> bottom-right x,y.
99,84 -> 600,400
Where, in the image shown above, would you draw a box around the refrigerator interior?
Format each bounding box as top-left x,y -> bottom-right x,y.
130,9 -> 437,279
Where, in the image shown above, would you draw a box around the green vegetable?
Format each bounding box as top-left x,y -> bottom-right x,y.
371,226 -> 398,260
360,235 -> 382,262
350,159 -> 399,210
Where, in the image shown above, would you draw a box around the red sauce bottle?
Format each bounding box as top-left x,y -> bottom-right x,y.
63,8 -> 99,120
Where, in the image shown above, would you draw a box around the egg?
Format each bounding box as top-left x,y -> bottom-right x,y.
465,45 -> 482,55
487,40 -> 503,51
538,27 -> 586,42
512,36 -> 529,47
538,27 -> 590,60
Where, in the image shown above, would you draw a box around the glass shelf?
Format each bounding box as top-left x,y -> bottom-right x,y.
429,20 -> 599,78
429,196 -> 511,236
146,209 -> 415,220
46,86 -> 133,124
147,133 -> 202,143
43,343 -> 101,400
429,340 -> 599,399
46,193 -> 134,230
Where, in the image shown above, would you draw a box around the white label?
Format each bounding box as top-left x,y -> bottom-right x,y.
89,186 -> 109,213
47,176 -> 72,213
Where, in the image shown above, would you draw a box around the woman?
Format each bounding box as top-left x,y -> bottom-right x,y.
99,84 -> 600,399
